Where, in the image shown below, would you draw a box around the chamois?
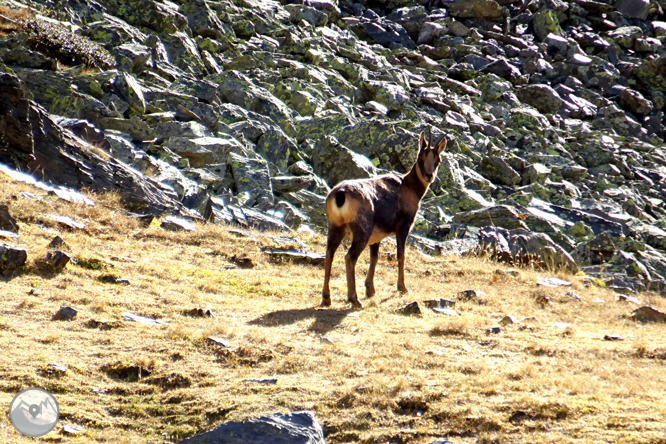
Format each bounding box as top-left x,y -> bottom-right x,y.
321,130 -> 447,309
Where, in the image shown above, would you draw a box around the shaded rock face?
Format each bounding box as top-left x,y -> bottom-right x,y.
1,0 -> 666,292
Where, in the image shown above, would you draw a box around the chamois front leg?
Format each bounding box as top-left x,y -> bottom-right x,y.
345,234 -> 369,309
365,243 -> 380,298
322,226 -> 344,307
396,226 -> 410,294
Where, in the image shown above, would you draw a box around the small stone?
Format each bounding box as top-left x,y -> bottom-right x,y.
487,326 -> 501,334
99,275 -> 130,285
48,363 -> 67,374
45,250 -> 71,271
0,229 -> 18,240
243,378 -> 277,384
604,334 -> 624,341
495,269 -> 519,277
183,308 -> 214,317
431,308 -> 460,316
47,236 -> 68,249
424,299 -> 456,309
499,315 -> 519,325
160,216 -> 196,232
618,294 -> 642,305
231,255 -> 255,268
262,249 -> 325,266
398,302 -> 422,316
319,335 -> 334,344
536,295 -> 551,307
47,215 -> 85,230
553,322 -> 572,329
631,306 -> 666,323
206,337 -> 232,349
458,290 -> 478,299
62,425 -> 83,434
363,101 -> 389,115
121,313 -> 169,325
564,291 -> 582,301
537,278 -> 572,287
53,306 -> 77,321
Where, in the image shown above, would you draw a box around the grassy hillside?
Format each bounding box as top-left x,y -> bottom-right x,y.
1,175 -> 666,444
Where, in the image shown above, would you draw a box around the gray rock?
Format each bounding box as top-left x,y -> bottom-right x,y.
0,243 -> 27,275
480,156 -> 521,186
515,85 -> 562,115
179,411 -> 325,444
45,250 -> 71,271
281,190 -> 327,228
476,227 -> 577,272
444,0 -> 504,19
357,17 -> 416,49
215,71 -> 295,135
521,164 -> 552,185
311,136 -> 376,187
453,206 -> 529,230
164,137 -> 239,168
121,313 -> 168,325
285,4 -> 328,27
632,306 -> 666,323
398,302 -> 422,316
361,80 -> 410,111
161,216 -> 196,232
228,153 -> 273,206
533,9 -> 562,41
271,176 -> 312,194
614,0 -> 649,20
620,89 -> 653,117
114,72 -> 146,117
53,306 -> 78,321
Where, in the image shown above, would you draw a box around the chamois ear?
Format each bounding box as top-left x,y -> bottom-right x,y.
434,136 -> 447,156
418,131 -> 427,153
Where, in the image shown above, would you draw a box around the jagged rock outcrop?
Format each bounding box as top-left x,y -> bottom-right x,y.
2,0 -> 666,292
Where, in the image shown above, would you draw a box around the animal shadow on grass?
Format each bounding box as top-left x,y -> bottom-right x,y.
248,307 -> 352,334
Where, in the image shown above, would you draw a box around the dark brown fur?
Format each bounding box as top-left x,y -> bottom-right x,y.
321,131 -> 447,308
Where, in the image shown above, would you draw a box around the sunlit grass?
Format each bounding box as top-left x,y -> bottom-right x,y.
1,176 -> 666,443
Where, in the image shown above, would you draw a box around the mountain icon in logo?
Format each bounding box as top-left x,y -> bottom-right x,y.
9,388 -> 60,437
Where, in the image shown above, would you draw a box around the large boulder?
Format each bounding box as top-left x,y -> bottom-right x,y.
180,411 -> 325,444
312,136 -> 376,187
475,227 -> 577,272
0,72 -> 189,216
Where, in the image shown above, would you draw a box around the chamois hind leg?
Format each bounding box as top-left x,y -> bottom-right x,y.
365,243 -> 380,298
345,231 -> 370,309
321,225 -> 344,307
396,226 -> 410,294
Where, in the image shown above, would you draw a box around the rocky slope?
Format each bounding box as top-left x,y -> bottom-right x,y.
1,0 -> 666,294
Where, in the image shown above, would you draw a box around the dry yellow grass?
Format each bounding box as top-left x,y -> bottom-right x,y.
1,176 -> 666,444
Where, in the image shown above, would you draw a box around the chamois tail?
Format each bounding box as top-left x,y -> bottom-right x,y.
326,188 -> 359,227
335,190 -> 345,208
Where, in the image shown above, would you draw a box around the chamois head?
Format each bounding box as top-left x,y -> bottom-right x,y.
415,131 -> 447,186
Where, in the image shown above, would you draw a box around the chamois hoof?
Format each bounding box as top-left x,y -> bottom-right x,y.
320,297 -> 332,307
365,284 -> 375,298
350,299 -> 364,309
397,285 -> 409,294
